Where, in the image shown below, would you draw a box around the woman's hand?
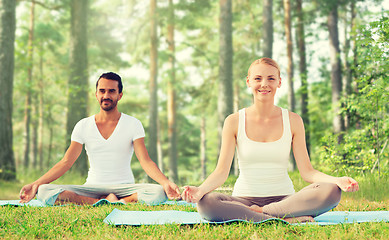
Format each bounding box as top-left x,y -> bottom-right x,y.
181,186 -> 205,203
336,176 -> 359,192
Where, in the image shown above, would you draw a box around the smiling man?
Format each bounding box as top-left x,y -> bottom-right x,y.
20,72 -> 180,205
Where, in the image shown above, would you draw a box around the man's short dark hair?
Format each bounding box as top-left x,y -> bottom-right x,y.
96,72 -> 123,93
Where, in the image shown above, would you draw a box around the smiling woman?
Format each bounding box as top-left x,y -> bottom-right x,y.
182,57 -> 359,223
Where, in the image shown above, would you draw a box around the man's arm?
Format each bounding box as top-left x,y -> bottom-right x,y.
19,141 -> 83,203
133,138 -> 181,199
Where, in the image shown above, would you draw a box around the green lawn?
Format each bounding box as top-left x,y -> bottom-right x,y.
1,172 -> 388,239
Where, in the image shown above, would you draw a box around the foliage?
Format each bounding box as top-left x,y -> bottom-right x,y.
316,13 -> 389,176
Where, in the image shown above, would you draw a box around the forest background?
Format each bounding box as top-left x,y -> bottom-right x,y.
0,0 -> 388,188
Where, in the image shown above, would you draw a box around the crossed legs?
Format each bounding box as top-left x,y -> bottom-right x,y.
55,191 -> 138,205
37,183 -> 167,206
197,182 -> 341,222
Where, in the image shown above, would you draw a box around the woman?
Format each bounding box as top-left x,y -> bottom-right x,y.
182,58 -> 359,222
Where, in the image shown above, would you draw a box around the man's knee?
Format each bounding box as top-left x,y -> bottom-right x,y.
36,184 -> 64,205
138,184 -> 167,205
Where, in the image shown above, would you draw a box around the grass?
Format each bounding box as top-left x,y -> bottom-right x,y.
1,172 -> 388,239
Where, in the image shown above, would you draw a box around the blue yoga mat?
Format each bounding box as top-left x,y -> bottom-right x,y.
103,209 -> 389,226
0,199 -> 195,207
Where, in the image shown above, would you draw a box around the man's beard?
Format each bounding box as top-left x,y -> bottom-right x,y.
100,98 -> 118,111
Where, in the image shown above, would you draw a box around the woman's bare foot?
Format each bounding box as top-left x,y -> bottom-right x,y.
248,205 -> 263,213
284,216 -> 315,223
105,193 -> 119,202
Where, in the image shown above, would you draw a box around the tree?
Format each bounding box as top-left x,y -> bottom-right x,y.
0,0 -> 16,180
167,0 -> 178,182
296,0 -> 310,154
218,0 -> 233,144
327,1 -> 345,136
23,1 -> 35,169
148,0 -> 159,173
262,0 -> 273,58
283,0 -> 295,112
67,0 -> 89,174
341,0 -> 356,130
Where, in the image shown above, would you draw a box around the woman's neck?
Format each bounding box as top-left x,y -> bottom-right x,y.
249,101 -> 277,119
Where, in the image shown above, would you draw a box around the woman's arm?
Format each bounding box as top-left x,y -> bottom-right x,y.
290,112 -> 359,192
182,113 -> 238,202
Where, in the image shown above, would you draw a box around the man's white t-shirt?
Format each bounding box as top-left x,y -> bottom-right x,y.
71,113 -> 145,185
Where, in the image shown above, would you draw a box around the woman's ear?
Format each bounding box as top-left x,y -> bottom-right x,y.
278,77 -> 282,88
246,76 -> 250,87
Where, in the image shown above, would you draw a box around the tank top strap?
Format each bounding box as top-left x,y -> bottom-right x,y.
281,108 -> 292,139
237,108 -> 245,140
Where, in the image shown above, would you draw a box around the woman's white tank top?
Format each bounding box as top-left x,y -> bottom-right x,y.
232,108 -> 295,197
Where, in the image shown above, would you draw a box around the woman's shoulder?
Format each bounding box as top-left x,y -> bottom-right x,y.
224,112 -> 239,125
284,109 -> 304,132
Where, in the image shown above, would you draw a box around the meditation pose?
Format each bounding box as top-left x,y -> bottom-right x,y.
20,72 -> 180,205
182,58 -> 359,222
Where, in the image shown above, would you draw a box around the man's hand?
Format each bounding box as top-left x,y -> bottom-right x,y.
19,183 -> 39,203
181,186 -> 204,203
336,176 -> 359,192
162,181 -> 181,200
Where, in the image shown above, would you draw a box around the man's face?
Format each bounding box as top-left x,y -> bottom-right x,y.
95,78 -> 123,111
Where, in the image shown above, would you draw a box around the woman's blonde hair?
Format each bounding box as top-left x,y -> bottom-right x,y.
247,58 -> 280,78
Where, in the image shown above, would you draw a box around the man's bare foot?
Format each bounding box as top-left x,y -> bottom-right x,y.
118,199 -> 127,204
284,216 -> 315,223
248,205 -> 263,213
105,193 -> 119,202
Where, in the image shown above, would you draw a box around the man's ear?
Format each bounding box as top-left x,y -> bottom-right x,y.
118,92 -> 123,100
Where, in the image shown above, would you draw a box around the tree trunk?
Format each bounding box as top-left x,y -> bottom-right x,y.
200,117 -> 207,181
328,4 -> 345,135
233,79 -> 240,176
157,120 -> 163,173
262,0 -> 273,58
0,0 -> 16,180
32,94 -> 38,169
148,0 -> 159,175
23,1 -> 35,169
67,0 -> 89,174
38,53 -> 44,171
296,0 -> 310,154
342,0 -> 356,130
218,0 -> 233,147
167,0 -> 178,182
284,0 -> 295,112
284,0 -> 296,170
351,1 -> 358,94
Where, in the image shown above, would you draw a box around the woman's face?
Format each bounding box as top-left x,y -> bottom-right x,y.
246,63 -> 281,101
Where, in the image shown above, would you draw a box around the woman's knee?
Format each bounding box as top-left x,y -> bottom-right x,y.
198,192 -> 223,210
197,192 -> 229,220
322,183 -> 341,205
311,182 -> 341,208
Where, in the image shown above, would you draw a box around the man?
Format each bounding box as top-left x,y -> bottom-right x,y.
20,72 -> 180,205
